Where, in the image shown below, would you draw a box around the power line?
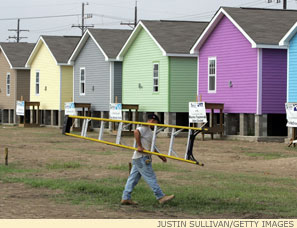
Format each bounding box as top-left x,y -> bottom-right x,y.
0,14 -> 81,21
30,24 -> 73,33
30,27 -> 73,34
163,0 -> 279,21
1,2 -> 81,9
30,24 -> 73,32
92,14 -> 132,21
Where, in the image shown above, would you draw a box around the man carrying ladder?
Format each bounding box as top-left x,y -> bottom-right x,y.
121,114 -> 175,205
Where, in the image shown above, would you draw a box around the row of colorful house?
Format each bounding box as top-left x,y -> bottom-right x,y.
1,7 -> 297,138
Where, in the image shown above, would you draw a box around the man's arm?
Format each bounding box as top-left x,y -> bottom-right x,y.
134,129 -> 144,152
157,153 -> 167,163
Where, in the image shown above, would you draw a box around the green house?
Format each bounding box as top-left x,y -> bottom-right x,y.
117,20 -> 207,125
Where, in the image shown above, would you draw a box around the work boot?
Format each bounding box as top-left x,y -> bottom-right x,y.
120,199 -> 138,205
158,195 -> 175,204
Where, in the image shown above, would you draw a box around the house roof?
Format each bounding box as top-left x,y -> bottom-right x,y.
88,28 -> 132,59
141,20 -> 208,54
42,36 -> 80,63
26,35 -> 80,66
117,20 -> 208,58
0,42 -> 35,69
279,21 -> 297,46
224,7 -> 297,45
191,7 -> 297,52
69,28 -> 132,62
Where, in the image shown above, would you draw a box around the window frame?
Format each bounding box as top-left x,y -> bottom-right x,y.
80,67 -> 86,96
35,71 -> 40,96
208,57 -> 217,93
6,72 -> 10,96
153,63 -> 159,93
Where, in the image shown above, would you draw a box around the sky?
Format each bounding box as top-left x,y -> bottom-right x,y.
1,0 -> 297,43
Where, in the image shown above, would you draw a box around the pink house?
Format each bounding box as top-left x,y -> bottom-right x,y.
191,7 -> 297,138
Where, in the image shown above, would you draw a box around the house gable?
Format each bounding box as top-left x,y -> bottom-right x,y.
26,38 -> 58,67
118,22 -> 166,60
122,27 -> 169,112
198,15 -> 258,114
30,41 -> 60,110
69,30 -> 109,63
191,8 -> 256,53
74,36 -> 110,111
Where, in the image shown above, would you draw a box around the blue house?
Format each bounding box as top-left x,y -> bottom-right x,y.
280,22 -> 297,103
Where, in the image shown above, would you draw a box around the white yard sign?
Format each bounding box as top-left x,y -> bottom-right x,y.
65,102 -> 77,116
189,102 -> 207,123
16,101 -> 25,116
285,103 -> 297,127
109,103 -> 122,120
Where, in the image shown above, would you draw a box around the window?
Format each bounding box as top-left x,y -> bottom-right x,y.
208,57 -> 216,93
35,71 -> 40,95
80,68 -> 86,95
153,63 -> 159,92
6,73 -> 10,96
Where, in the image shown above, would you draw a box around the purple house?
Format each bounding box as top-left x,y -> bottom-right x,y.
190,7 -> 297,138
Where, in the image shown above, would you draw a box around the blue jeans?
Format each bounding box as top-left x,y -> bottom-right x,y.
122,156 -> 165,200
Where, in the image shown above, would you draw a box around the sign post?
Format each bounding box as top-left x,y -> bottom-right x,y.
189,102 -> 207,124
109,103 -> 122,120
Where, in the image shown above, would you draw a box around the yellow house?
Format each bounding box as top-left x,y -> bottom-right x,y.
26,35 -> 80,126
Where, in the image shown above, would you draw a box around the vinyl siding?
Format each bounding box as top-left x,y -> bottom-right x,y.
0,51 -> 16,109
288,34 -> 297,102
198,16 -> 258,114
262,49 -> 287,114
169,57 -> 197,112
114,61 -> 122,103
74,37 -> 110,111
16,70 -> 30,102
30,42 -> 60,110
122,28 -> 169,112
61,66 -> 73,109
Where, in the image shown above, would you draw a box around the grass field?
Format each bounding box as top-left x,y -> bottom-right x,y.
0,126 -> 296,218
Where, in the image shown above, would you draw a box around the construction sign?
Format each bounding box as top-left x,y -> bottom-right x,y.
285,103 -> 297,127
65,102 -> 77,116
16,101 -> 25,116
109,103 -> 122,120
189,102 -> 207,123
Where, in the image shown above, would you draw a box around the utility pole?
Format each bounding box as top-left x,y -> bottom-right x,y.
72,2 -> 94,36
134,0 -> 137,27
283,0 -> 287,10
267,0 -> 287,10
121,1 -> 138,28
8,19 -> 29,43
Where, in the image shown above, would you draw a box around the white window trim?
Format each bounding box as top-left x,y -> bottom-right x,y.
35,71 -> 40,96
208,57 -> 217,93
153,63 -> 159,93
6,72 -> 10,96
80,67 -> 86,96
